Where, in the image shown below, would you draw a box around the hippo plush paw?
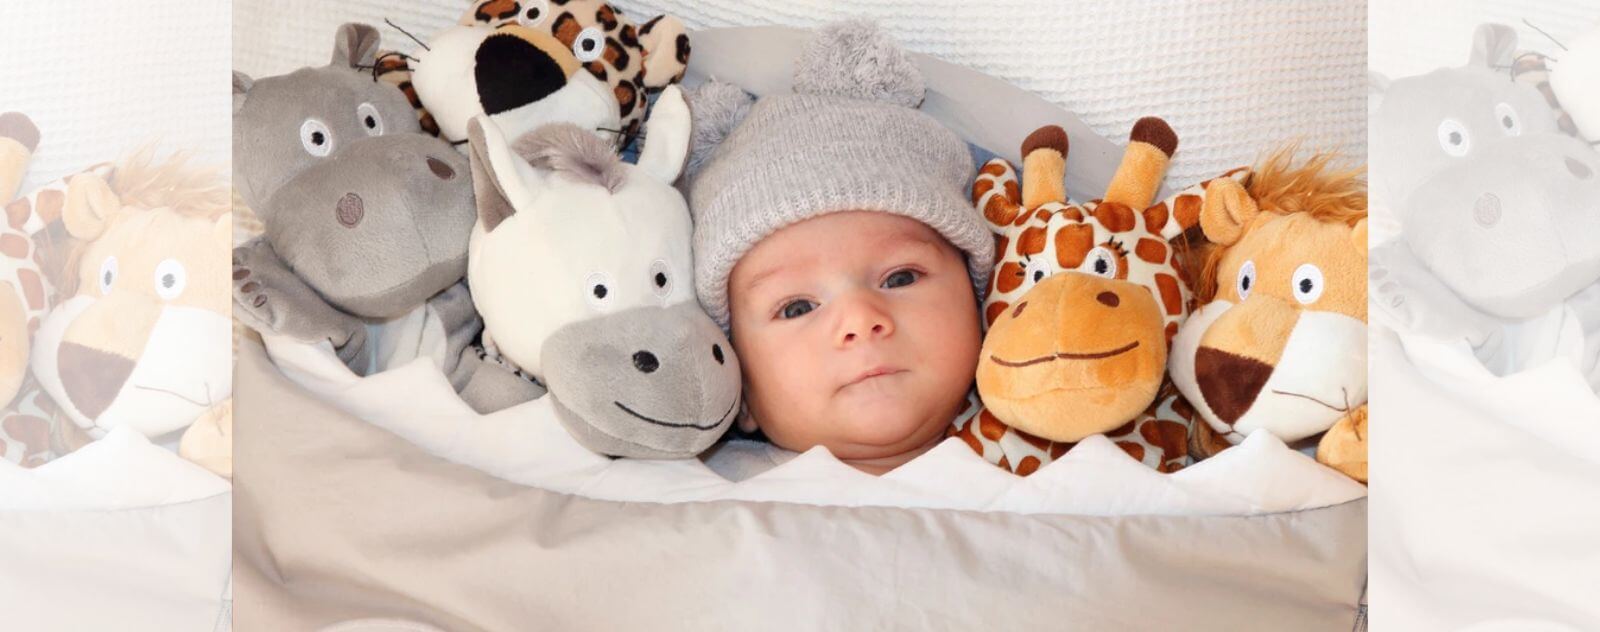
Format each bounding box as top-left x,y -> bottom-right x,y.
1370,240 -> 1500,347
232,238 -> 368,366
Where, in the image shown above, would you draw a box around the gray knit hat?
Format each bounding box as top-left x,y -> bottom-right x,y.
683,21 -> 990,329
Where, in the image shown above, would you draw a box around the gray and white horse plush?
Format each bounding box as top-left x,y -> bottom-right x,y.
466,85 -> 742,459
1369,24 -> 1600,352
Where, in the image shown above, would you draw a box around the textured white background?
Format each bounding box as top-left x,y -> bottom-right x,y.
1371,0 -> 1597,76
0,1 -> 231,192
233,0 -> 1367,188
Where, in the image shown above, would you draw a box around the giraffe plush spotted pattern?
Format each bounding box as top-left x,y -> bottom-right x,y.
949,119 -> 1249,475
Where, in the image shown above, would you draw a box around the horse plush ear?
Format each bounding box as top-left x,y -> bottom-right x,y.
466,117 -> 518,232
636,85 -> 691,185
1197,177 -> 1259,246
332,23 -> 382,69
63,171 -> 119,240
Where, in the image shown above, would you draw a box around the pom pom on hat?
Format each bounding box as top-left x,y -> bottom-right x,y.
793,20 -> 924,108
684,80 -> 755,181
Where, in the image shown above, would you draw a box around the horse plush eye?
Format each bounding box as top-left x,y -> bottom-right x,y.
516,0 -> 550,27
154,258 -> 188,300
300,119 -> 334,157
649,259 -> 672,299
1291,263 -> 1325,305
356,103 -> 384,136
573,26 -> 606,63
1084,246 -> 1118,279
1236,260 -> 1256,300
97,256 -> 118,296
585,271 -> 615,310
1494,102 -> 1521,136
1436,119 -> 1471,157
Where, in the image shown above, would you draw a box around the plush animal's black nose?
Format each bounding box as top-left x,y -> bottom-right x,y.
633,351 -> 659,374
476,33 -> 568,116
712,344 -> 724,365
1566,156 -> 1592,180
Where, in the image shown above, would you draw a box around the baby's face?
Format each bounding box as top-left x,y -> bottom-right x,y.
728,211 -> 981,461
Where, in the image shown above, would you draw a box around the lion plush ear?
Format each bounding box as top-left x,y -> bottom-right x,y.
1351,217 -> 1368,259
1198,177 -> 1259,246
63,171 -> 119,240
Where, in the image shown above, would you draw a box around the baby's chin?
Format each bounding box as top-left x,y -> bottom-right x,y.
824,377 -> 952,456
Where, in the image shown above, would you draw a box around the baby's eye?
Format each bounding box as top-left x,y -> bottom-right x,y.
882,269 -> 920,289
779,299 -> 817,320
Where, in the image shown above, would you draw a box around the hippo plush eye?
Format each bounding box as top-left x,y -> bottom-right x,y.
573,26 -> 606,63
299,119 -> 334,157
649,259 -> 673,299
97,256 -> 118,296
1494,102 -> 1522,137
516,0 -> 550,27
154,258 -> 188,300
1022,256 -> 1051,287
356,103 -> 384,136
1436,119 -> 1471,157
1083,246 -> 1118,279
1236,260 -> 1256,300
1291,263 -> 1325,305
585,271 -> 615,310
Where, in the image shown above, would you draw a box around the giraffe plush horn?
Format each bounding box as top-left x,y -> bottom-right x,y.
1105,117 -> 1177,209
1020,125 -> 1068,208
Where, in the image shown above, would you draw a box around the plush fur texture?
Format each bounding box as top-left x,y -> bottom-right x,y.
1169,147 -> 1368,481
793,20 -> 924,108
511,123 -> 628,193
683,80 -> 754,182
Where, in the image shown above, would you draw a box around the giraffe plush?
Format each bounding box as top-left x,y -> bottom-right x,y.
949,119 -> 1248,475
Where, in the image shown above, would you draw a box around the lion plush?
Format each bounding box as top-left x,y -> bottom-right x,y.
1168,148 -> 1369,482
29,148 -> 234,444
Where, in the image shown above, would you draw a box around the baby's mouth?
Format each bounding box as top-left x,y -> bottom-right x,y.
989,341 -> 1140,368
841,367 -> 906,390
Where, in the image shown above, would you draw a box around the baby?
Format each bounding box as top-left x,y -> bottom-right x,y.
684,22 -> 993,479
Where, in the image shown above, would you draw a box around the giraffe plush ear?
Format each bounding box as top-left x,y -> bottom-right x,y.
64,171 -> 120,240
1197,176 -> 1259,246
973,158 -> 1022,233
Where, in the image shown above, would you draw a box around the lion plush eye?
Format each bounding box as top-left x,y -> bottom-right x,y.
573,26 -> 606,63
1494,103 -> 1521,137
585,271 -> 615,310
1291,263 -> 1325,305
516,0 -> 550,27
1083,246 -> 1118,279
300,119 -> 334,157
1436,119 -> 1471,157
1236,260 -> 1256,300
356,103 -> 384,136
154,259 -> 188,300
649,259 -> 672,299
97,256 -> 118,296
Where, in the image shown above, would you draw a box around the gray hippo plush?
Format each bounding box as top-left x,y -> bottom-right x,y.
232,23 -> 543,413
464,85 -> 742,458
1369,24 -> 1600,357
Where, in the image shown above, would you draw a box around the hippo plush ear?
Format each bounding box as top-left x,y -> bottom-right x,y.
332,23 -> 382,69
1469,23 -> 1517,69
63,171 -> 120,240
232,71 -> 253,115
636,85 -> 691,184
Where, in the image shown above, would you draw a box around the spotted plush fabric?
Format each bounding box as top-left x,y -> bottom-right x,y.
0,375 -> 85,467
375,0 -> 690,147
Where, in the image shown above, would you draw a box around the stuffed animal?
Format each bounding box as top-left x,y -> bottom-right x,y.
1546,24 -> 1600,143
1369,24 -> 1600,368
1,111 -> 48,409
375,0 -> 690,148
26,147 -> 232,442
232,23 -> 543,414
1167,149 -> 1370,482
949,120 -> 1249,475
464,85 -> 741,459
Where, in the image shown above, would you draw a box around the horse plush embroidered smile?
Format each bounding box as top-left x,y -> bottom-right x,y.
465,85 -> 741,459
